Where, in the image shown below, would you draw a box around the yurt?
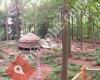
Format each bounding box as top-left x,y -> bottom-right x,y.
18,33 -> 41,49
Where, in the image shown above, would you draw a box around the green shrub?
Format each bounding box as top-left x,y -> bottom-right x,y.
96,59 -> 100,65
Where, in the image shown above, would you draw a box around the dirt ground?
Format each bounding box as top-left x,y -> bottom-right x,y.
0,40 -> 100,80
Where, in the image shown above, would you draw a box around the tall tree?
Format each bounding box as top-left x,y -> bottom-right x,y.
8,0 -> 22,40
15,0 -> 21,40
71,16 -> 74,40
4,0 -> 9,40
61,0 -> 70,80
80,9 -> 83,50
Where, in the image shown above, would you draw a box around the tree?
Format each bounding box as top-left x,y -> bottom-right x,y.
61,0 -> 70,80
8,0 -> 23,40
4,0 -> 9,40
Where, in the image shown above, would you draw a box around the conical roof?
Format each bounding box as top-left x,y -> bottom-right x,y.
19,33 -> 40,42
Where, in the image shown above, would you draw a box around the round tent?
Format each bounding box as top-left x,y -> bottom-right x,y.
18,33 -> 41,49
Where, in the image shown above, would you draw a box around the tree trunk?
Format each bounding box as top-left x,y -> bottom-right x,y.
92,22 -> 95,47
80,9 -> 83,50
71,16 -> 74,40
15,0 -> 21,40
68,13 -> 71,56
61,0 -> 70,80
5,0 -> 9,40
76,11 -> 79,41
88,7 -> 92,42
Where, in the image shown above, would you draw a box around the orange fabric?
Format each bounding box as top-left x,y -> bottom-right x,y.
6,56 -> 34,80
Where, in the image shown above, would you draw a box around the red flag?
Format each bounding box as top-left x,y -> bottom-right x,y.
6,56 -> 34,80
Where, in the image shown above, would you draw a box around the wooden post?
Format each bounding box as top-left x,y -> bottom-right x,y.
81,66 -> 87,80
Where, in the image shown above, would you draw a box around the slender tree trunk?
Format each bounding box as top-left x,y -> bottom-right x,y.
92,22 -> 95,47
71,16 -> 74,40
88,7 -> 95,49
5,0 -> 9,40
80,10 -> 83,50
15,0 -> 21,40
76,11 -> 79,41
88,7 -> 92,42
68,13 -> 71,56
61,0 -> 70,80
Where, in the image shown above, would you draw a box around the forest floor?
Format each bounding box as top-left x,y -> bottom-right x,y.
69,41 -> 100,68
0,40 -> 100,67
0,40 -> 100,80
69,57 -> 100,68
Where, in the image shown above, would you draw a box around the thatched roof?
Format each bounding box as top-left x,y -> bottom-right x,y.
19,33 -> 40,43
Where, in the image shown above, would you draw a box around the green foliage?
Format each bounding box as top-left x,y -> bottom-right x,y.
74,49 -> 100,62
0,28 -> 5,40
68,63 -> 82,79
2,77 -> 10,80
0,10 -> 5,40
36,21 -> 49,38
21,0 -> 63,37
96,59 -> 100,65
0,68 -> 5,76
92,72 -> 100,80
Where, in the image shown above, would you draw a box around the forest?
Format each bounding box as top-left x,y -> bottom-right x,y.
0,0 -> 100,80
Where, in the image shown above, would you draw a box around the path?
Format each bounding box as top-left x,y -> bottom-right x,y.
29,49 -> 52,80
